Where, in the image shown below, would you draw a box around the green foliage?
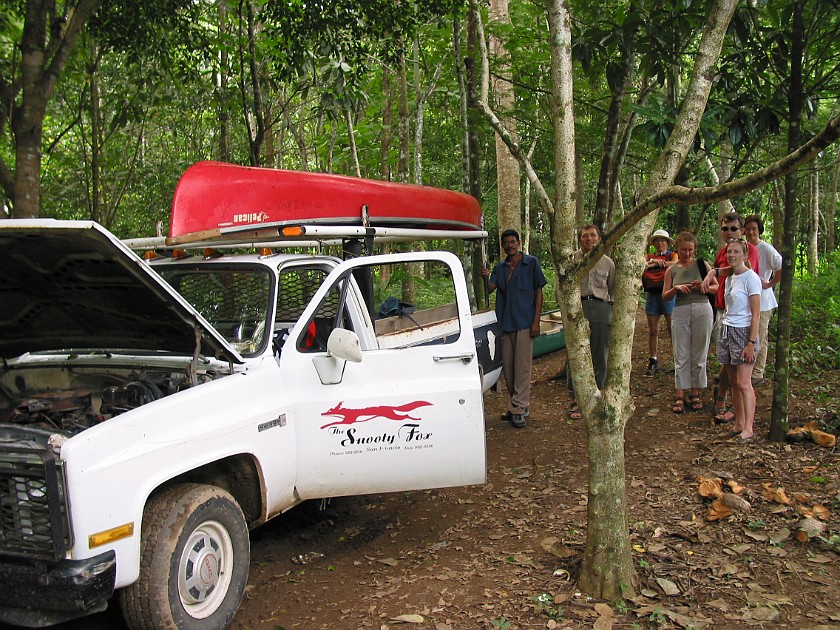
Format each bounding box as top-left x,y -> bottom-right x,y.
531,593 -> 564,620
789,250 -> 840,372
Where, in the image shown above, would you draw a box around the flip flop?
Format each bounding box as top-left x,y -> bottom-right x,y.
737,435 -> 754,444
568,402 -> 581,420
723,430 -> 742,439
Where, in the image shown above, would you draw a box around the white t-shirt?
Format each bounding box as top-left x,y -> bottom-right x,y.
756,239 -> 782,311
722,269 -> 762,328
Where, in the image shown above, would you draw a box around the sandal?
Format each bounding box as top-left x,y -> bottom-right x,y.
672,397 -> 685,414
714,407 -> 736,424
688,394 -> 704,412
568,401 -> 582,420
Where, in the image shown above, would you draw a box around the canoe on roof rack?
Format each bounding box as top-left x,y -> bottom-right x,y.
167,161 -> 485,246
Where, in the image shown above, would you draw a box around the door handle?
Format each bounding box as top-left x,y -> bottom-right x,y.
433,353 -> 474,364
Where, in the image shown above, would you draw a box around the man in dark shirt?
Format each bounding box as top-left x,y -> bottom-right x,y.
482,229 -> 547,428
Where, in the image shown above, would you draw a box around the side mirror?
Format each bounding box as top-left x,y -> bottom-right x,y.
326,328 -> 362,363
313,328 -> 362,385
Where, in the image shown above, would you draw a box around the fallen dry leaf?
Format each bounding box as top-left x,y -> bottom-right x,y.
707,499 -> 733,521
801,465 -> 820,474
812,504 -> 831,520
389,613 -> 425,623
593,615 -> 613,630
720,492 -> 751,513
725,480 -> 745,494
656,577 -> 680,595
375,557 -> 400,567
761,483 -> 792,505
698,476 -> 723,498
594,603 -> 614,616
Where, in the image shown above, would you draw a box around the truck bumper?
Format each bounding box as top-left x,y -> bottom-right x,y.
0,550 -> 116,627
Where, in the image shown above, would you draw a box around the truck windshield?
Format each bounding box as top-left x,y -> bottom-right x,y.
157,265 -> 272,356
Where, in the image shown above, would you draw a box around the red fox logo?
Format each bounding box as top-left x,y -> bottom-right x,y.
321,401 -> 432,429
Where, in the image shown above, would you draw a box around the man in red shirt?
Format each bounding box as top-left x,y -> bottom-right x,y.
702,212 -> 760,423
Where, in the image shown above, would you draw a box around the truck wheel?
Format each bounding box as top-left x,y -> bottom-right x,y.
120,484 -> 250,630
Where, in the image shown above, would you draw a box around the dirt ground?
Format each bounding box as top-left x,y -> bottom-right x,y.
41,313 -> 840,630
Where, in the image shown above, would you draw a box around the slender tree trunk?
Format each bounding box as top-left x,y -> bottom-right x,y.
217,0 -> 230,161
464,9 -> 487,307
490,0 -> 521,245
715,137 -> 735,247
397,52 -> 411,183
826,148 -> 839,253
345,102 -> 361,178
771,179 -> 784,249
381,66 -> 392,181
807,165 -> 819,276
769,0 -> 805,442
87,36 -> 102,224
245,0 -> 265,166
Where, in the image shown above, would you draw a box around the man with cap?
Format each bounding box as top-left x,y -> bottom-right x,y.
642,229 -> 678,376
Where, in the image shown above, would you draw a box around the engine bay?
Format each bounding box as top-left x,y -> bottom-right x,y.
0,365 -> 219,436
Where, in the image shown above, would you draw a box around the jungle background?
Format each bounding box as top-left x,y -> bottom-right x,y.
1,0 -> 838,626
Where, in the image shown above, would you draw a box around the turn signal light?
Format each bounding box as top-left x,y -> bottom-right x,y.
89,522 -> 135,548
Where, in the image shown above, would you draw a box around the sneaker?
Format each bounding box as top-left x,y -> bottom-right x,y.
511,414 -> 526,428
501,408 -> 529,422
644,357 -> 658,377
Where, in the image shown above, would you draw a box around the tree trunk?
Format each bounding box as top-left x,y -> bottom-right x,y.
217,0 -> 230,162
381,66 -> 392,181
10,0 -> 103,218
245,0 -> 266,166
87,35 -> 103,224
807,166 -> 819,276
464,9 -> 486,308
397,52 -> 411,183
826,148 -> 839,253
769,0 -> 805,442
490,0 -> 520,247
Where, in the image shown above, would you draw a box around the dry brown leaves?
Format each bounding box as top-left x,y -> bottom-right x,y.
787,421 -> 837,447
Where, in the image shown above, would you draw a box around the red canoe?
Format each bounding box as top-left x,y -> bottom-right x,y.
169,162 -> 482,242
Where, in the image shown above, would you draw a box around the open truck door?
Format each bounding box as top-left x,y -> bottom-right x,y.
281,251 -> 486,498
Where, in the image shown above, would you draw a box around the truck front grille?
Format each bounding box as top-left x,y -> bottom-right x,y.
0,448 -> 71,561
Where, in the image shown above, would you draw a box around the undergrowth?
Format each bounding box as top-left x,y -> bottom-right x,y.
790,250 -> 840,372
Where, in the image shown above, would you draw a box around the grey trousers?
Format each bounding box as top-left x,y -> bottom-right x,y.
569,299 -> 612,394
501,328 -> 534,415
671,301 -> 714,390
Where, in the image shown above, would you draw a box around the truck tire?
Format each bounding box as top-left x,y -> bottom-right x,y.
120,484 -> 250,630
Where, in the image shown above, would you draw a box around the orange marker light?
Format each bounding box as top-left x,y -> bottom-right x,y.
281,226 -> 304,237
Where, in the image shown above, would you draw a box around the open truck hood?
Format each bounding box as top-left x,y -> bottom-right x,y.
0,220 -> 242,363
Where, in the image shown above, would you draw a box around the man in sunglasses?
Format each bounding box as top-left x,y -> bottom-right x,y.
702,212 -> 760,424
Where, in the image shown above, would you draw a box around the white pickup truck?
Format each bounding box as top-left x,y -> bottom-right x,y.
0,219 -> 500,629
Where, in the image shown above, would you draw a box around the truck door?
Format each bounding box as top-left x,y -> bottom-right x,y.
280,251 -> 486,499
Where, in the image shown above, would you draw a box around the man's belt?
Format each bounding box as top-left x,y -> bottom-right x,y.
581,295 -> 604,302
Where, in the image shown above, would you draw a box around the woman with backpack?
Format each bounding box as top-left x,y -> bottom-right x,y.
642,229 -> 678,376
661,232 -> 718,414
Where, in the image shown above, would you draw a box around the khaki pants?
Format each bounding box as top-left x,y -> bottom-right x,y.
501,329 -> 534,415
